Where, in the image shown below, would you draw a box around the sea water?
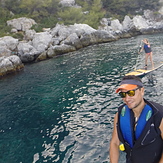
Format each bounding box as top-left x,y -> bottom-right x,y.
0,34 -> 163,163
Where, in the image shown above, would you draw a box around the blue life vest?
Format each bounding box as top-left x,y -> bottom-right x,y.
120,105 -> 153,148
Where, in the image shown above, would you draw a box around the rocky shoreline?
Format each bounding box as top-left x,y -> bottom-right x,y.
1,10 -> 163,77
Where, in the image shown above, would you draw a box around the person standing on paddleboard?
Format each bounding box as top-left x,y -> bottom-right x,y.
109,75 -> 163,163
139,38 -> 154,69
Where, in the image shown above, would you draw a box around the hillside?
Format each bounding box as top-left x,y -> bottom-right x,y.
0,0 -> 162,37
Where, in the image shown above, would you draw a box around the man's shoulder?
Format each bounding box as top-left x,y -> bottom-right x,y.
118,104 -> 126,112
146,99 -> 163,116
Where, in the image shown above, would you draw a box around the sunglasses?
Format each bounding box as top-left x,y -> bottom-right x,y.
119,87 -> 140,98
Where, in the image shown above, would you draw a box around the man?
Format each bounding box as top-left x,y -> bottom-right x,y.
109,75 -> 163,163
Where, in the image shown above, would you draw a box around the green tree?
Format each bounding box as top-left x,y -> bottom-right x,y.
0,0 -> 161,36
58,0 -> 105,28
4,0 -> 22,15
58,7 -> 84,25
102,0 -> 160,18
18,0 -> 60,28
47,0 -> 60,15
83,0 -> 106,29
19,0 -> 52,20
76,0 -> 92,11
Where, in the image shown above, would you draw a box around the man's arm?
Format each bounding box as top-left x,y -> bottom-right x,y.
159,118 -> 163,163
109,113 -> 120,163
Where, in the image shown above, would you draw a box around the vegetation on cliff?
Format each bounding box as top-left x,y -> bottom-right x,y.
0,0 -> 160,37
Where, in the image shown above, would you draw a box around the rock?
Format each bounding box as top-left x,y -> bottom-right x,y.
47,44 -> 76,57
0,56 -> 24,76
90,30 -> 116,44
80,34 -> 92,47
8,55 -> 24,68
47,45 -> 56,58
50,24 -> 71,40
159,6 -> 163,14
0,36 -> 18,57
79,30 -> 116,46
53,44 -> 76,55
0,57 -> 14,75
7,17 -> 37,32
99,10 -> 163,37
32,32 -> 53,52
17,42 -> 40,62
110,19 -> 123,31
132,15 -> 153,34
2,36 -> 18,51
59,0 -> 75,7
100,18 -> 111,26
42,28 -> 51,32
144,10 -> 156,21
122,16 -> 134,31
54,23 -> 104,47
36,51 -> 48,61
140,27 -> 155,34
24,29 -> 36,41
82,30 -> 112,44
50,23 -> 62,37
50,23 -> 96,49
72,23 -> 97,36
52,38 -> 60,45
122,16 -> 141,37
11,28 -> 18,33
0,39 -> 11,57
2,11 -> 163,78
61,33 -> 83,49
50,23 -> 96,39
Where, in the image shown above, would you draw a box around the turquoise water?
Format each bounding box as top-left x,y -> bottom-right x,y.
0,34 -> 163,163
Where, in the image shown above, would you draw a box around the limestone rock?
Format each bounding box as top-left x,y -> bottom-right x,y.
0,36 -> 18,57
47,44 -> 76,57
111,19 -> 123,31
2,36 -> 18,51
36,51 -> 48,61
17,42 -> 40,62
59,0 -> 75,7
0,56 -> 24,76
7,17 -> 37,32
24,29 -> 36,41
32,32 -> 53,52
61,33 -> 83,49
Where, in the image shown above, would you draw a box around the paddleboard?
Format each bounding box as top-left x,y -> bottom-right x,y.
125,62 -> 163,77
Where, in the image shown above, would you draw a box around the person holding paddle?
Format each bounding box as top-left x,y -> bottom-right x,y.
109,75 -> 163,163
139,38 -> 154,69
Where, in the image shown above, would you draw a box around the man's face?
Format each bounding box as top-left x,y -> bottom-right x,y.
120,87 -> 145,109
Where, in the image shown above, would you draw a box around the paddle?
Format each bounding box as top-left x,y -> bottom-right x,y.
134,41 -> 142,70
138,41 -> 142,53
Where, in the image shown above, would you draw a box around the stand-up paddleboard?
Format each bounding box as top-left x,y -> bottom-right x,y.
126,62 -> 163,77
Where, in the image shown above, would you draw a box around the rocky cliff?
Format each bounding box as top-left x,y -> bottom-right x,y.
1,10 -> 163,77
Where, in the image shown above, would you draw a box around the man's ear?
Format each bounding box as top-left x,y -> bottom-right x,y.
140,87 -> 145,96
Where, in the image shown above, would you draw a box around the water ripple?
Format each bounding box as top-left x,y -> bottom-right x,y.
0,34 -> 163,163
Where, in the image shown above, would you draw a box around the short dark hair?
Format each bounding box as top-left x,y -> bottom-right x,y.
121,75 -> 142,83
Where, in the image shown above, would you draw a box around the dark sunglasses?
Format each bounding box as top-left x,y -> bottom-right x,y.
119,87 -> 140,98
